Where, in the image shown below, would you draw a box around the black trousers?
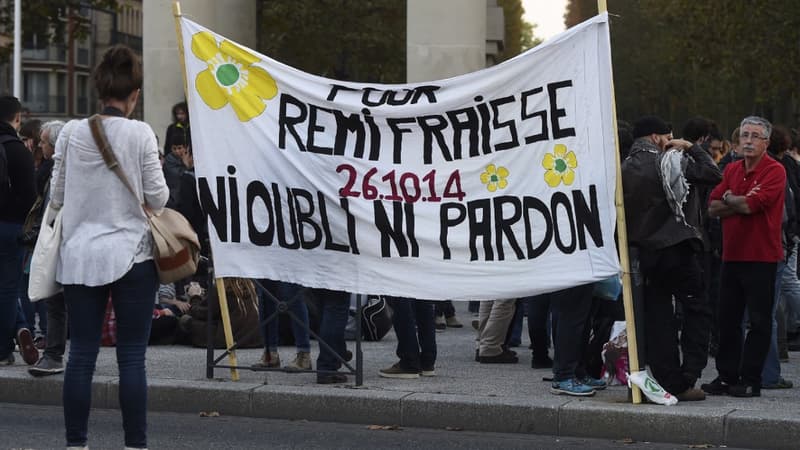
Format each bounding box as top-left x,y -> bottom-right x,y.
642,241 -> 711,394
550,283 -> 595,381
716,261 -> 777,387
526,294 -> 551,359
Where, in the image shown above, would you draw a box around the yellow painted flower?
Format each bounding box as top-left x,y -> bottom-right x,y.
191,31 -> 277,122
480,164 -> 509,192
542,144 -> 578,187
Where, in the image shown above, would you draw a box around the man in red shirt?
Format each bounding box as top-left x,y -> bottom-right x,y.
703,116 -> 786,397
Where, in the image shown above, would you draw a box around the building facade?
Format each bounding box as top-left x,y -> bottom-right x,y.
0,0 -> 143,120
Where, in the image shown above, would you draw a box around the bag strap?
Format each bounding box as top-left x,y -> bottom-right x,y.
88,115 -> 151,217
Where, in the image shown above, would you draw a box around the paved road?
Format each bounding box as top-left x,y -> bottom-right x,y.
0,402 -> 740,450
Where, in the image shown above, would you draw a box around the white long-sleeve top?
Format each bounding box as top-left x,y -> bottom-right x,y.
50,117 -> 169,286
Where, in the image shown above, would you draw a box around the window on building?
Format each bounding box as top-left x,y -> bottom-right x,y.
77,74 -> 89,115
23,71 -> 49,113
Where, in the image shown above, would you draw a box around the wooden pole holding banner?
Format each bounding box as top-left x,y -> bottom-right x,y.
596,0 -> 641,404
172,1 -> 240,381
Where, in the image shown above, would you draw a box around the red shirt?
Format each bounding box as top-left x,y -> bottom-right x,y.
709,155 -> 786,262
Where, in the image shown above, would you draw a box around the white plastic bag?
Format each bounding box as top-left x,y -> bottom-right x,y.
28,204 -> 63,301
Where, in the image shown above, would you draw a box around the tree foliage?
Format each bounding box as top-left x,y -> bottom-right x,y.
257,0 -> 405,83
498,0 -> 542,59
0,1 -> 118,63
564,0 -> 800,133
1,1 -> 118,45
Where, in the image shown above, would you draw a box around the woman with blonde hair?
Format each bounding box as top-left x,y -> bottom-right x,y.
51,44 -> 168,450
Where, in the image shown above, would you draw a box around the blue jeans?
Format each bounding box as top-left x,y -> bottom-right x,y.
63,261 -> 157,448
20,272 -> 48,335
781,247 -> 800,333
257,280 -> 311,352
0,221 -> 24,360
314,289 -> 349,372
386,297 -> 437,371
761,261 -> 785,385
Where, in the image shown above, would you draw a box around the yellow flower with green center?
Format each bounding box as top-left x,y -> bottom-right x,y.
191,31 -> 278,122
480,164 -> 509,192
542,144 -> 578,187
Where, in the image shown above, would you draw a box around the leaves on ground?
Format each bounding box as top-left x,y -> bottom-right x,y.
367,425 -> 401,431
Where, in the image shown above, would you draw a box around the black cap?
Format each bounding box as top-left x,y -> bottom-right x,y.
632,115 -> 672,139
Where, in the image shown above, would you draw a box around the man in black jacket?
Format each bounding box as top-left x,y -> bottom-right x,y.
622,115 -> 722,401
0,95 -> 37,365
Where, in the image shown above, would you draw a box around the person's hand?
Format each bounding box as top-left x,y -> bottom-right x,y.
666,138 -> 693,151
175,301 -> 191,314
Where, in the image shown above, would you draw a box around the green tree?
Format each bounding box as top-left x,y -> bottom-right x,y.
257,0 -> 405,82
0,1 -> 118,62
563,0 -> 800,132
498,0 -> 542,60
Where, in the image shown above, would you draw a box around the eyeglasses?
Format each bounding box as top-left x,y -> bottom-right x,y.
740,132 -> 768,141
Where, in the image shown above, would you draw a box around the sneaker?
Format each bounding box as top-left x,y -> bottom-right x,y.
420,366 -> 436,377
380,362 -> 420,379
17,328 -> 39,365
676,387 -> 706,401
531,356 -> 553,369
700,377 -> 730,395
579,376 -> 607,390
28,355 -> 64,376
0,353 -> 14,365
762,378 -> 793,389
551,379 -> 595,396
445,316 -> 463,328
316,373 -> 348,384
252,350 -> 280,369
479,350 -> 518,364
435,315 -> 446,331
729,383 -> 760,397
284,351 -> 312,371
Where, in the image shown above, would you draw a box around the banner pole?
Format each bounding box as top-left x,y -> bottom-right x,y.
173,1 -> 239,381
596,0 -> 641,404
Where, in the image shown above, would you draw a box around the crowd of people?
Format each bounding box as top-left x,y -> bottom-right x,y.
1,43 -> 800,448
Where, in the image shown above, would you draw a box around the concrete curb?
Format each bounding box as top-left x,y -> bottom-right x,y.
1,373 -> 797,449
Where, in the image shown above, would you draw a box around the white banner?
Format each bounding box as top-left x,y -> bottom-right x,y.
180,13 -> 619,300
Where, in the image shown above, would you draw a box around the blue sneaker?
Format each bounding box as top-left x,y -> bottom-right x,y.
551,379 -> 595,396
578,376 -> 607,390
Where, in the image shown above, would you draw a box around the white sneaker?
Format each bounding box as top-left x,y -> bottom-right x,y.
628,370 -> 678,406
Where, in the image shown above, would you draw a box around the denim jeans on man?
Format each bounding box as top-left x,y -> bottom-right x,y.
257,280 -> 310,352
759,260 -> 785,385
63,261 -> 157,449
387,297 -> 437,371
314,289 -> 350,372
0,221 -> 24,361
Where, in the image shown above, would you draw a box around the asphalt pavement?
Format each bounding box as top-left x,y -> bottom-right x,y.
1,303 -> 799,449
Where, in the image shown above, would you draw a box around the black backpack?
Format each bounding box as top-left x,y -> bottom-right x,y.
0,134 -> 22,210
361,296 -> 393,341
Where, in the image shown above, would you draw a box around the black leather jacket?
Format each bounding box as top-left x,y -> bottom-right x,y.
622,138 -> 722,251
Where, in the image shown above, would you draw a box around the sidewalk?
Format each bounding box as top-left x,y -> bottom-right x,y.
2,306 -> 799,449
